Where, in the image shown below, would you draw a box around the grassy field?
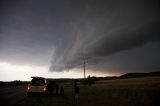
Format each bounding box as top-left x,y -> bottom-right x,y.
65,77 -> 160,106
17,76 -> 160,106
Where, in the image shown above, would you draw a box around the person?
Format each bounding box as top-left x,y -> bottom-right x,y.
60,85 -> 64,97
74,82 -> 80,105
47,82 -> 54,95
55,82 -> 59,96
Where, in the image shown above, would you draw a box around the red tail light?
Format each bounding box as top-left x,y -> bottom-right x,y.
27,84 -> 31,90
43,87 -> 46,91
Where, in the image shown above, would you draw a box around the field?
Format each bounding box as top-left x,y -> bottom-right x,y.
1,77 -> 160,106
65,77 -> 160,106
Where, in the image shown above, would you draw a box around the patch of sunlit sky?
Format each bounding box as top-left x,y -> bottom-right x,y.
0,61 -> 118,81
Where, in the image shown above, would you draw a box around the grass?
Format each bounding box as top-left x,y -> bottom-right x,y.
66,77 -> 160,106
17,77 -> 160,106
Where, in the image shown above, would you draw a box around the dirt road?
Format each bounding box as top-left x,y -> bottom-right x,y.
0,86 -> 27,106
0,86 -> 73,106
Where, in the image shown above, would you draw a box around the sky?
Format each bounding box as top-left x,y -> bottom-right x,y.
0,0 -> 160,81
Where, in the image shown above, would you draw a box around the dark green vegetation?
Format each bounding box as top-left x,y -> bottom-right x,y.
120,72 -> 160,78
0,80 -> 23,87
82,75 -> 98,85
15,76 -> 160,106
78,77 -> 160,106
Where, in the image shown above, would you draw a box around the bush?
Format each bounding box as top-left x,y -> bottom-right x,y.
82,75 -> 98,85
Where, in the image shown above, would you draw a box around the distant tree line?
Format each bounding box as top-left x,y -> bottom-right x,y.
0,80 -> 24,87
82,75 -> 98,85
80,72 -> 160,85
120,72 -> 160,78
0,72 -> 159,87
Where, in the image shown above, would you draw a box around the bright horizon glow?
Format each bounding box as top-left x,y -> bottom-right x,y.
0,61 -> 118,81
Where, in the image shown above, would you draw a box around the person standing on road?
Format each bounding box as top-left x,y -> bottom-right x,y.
74,82 -> 80,105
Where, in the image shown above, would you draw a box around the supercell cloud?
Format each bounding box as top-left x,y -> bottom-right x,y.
0,0 -> 160,74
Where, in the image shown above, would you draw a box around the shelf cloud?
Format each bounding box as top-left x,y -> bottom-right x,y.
0,0 -> 160,74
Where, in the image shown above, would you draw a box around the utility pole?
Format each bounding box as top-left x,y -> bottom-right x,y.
84,60 -> 86,79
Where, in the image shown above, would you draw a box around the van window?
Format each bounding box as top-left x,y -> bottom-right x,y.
31,78 -> 45,86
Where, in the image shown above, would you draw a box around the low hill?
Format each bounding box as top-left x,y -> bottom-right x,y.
120,72 -> 160,78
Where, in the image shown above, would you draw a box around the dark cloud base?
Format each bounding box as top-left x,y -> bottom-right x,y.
0,0 -> 160,75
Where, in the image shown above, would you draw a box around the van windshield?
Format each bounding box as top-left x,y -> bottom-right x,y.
31,78 -> 45,86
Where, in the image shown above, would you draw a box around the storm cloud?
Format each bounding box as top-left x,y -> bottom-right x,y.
49,0 -> 160,72
0,0 -> 160,74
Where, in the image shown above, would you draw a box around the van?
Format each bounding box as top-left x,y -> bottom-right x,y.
27,77 -> 47,96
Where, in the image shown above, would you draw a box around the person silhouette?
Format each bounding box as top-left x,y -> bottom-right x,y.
74,82 -> 80,105
47,82 -> 53,95
60,85 -> 64,97
55,82 -> 59,96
